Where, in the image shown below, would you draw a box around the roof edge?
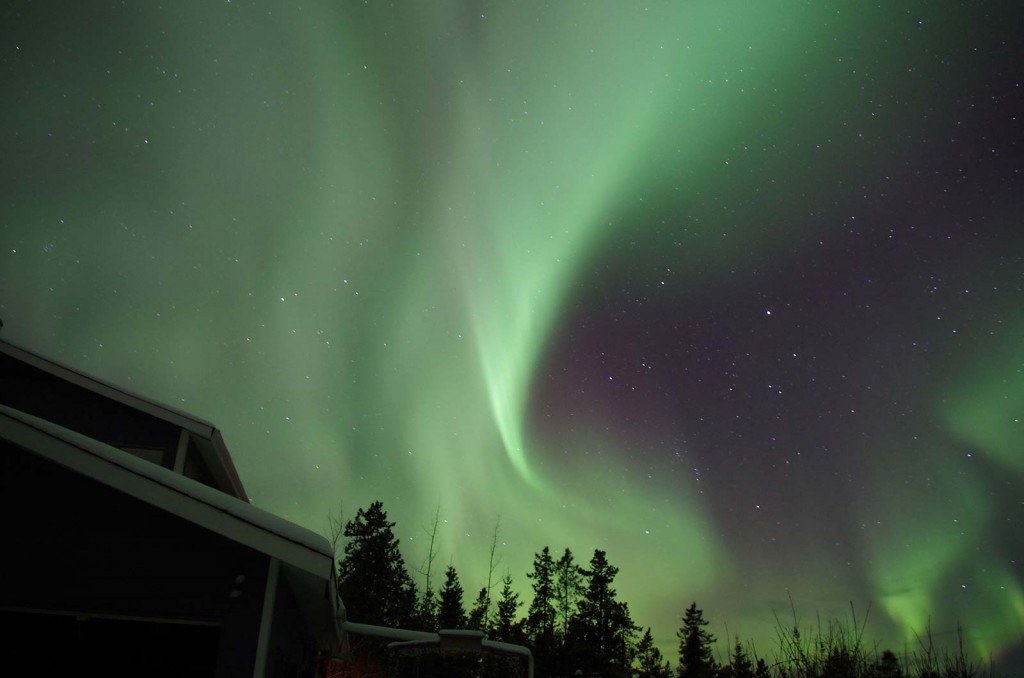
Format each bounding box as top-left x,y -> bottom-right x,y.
0,337 -> 217,438
0,404 -> 333,567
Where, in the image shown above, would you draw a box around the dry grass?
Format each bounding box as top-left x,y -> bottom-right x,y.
759,596 -> 1003,678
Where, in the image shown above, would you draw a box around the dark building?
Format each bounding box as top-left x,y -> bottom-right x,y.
0,338 -> 342,677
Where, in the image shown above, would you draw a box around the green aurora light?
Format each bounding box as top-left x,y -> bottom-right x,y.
1,0 -> 1021,667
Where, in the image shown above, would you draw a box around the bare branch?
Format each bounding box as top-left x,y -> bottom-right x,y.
325,500 -> 345,561
414,502 -> 442,593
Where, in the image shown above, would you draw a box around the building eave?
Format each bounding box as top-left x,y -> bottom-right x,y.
0,404 -> 340,645
0,337 -> 249,501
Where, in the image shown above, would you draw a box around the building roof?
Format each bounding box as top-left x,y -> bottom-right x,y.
0,404 -> 341,646
0,337 -> 248,500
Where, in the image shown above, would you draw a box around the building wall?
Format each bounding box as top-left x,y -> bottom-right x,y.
267,573 -> 320,678
0,438 -> 274,677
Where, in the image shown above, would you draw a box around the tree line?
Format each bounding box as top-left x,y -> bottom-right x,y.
333,500 -> 994,678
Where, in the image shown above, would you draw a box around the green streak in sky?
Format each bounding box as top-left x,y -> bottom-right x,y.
863,310 -> 1024,660
937,317 -> 1024,474
435,1 -> 838,492
929,315 -> 1024,658
361,2 -> 747,586
863,445 -> 992,649
1,0 -> 1018,667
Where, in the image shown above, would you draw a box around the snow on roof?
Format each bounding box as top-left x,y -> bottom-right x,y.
0,403 -> 334,573
0,337 -> 249,501
0,337 -> 219,436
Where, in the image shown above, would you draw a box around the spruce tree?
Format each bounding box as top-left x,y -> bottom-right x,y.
676,602 -> 717,678
575,549 -> 638,677
554,547 -> 584,643
492,574 -> 525,644
467,586 -> 490,632
417,586 -> 439,631
437,564 -> 466,629
526,546 -> 557,646
721,640 -> 754,678
337,500 -> 416,628
635,627 -> 673,678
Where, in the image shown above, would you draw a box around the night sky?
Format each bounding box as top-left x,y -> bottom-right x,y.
2,1 -> 1022,667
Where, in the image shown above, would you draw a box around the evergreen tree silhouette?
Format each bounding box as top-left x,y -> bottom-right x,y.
575,549 -> 638,677
417,586 -> 439,631
526,546 -> 557,672
437,564 -> 466,629
467,586 -> 490,632
493,574 -> 526,644
676,602 -> 717,678
337,500 -> 416,628
636,627 -> 673,678
431,565 -> 472,678
526,547 -> 556,637
554,547 -> 584,644
718,640 -> 754,678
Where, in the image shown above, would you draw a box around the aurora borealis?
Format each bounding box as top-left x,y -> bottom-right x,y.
1,0 -> 1022,669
